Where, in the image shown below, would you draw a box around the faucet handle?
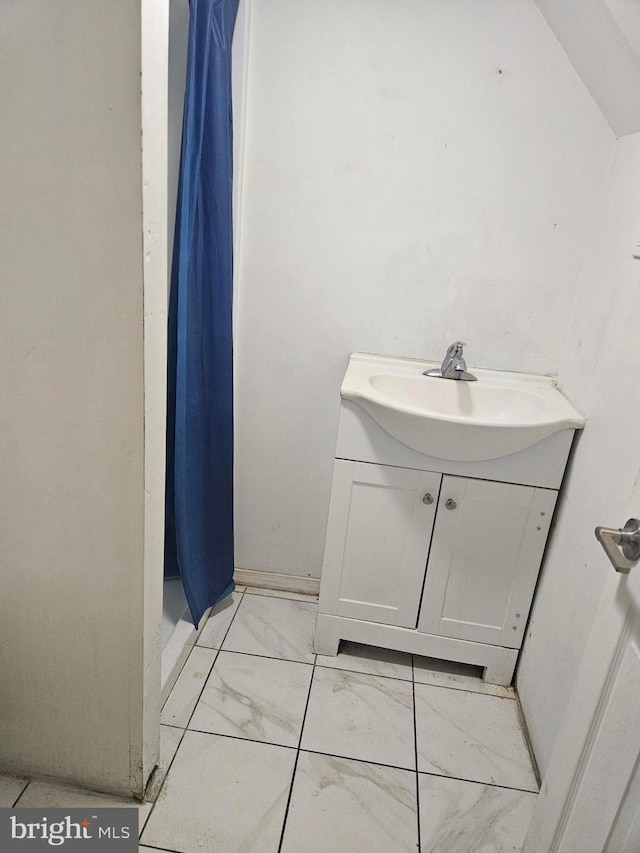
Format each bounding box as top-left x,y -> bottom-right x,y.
447,341 -> 466,355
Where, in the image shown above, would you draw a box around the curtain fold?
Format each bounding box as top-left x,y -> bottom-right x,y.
165,0 -> 239,627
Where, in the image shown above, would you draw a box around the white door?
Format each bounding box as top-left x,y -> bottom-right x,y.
318,460 -> 441,628
417,476 -> 556,646
523,488 -> 640,852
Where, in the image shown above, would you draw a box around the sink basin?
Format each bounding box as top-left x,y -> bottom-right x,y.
341,353 -> 585,462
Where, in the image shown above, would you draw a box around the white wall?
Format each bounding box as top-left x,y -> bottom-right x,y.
234,0 -> 614,578
534,0 -> 640,136
0,0 -> 151,797
517,132 -> 640,774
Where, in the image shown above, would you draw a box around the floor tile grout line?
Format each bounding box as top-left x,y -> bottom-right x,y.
277,649 -> 317,853
195,647 -> 314,667
412,656 -> 422,853
276,742 -> 302,852
413,678 -> 516,700
159,722 -> 188,732
282,746 -> 415,774
417,768 -> 539,795
314,661 -> 413,683
12,781 -> 30,807
183,727 -> 297,750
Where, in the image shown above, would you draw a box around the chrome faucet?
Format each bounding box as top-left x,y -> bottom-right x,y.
423,341 -> 477,381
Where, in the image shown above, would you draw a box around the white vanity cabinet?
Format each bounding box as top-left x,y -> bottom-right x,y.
319,462 -> 556,652
315,393 -> 578,685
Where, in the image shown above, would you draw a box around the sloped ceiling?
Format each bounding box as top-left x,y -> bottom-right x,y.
534,0 -> 640,136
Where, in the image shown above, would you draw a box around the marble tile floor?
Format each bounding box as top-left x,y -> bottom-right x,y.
2,585 -> 538,852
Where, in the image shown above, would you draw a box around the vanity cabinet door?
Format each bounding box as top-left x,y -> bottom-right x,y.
417,475 -> 556,648
319,461 -> 441,628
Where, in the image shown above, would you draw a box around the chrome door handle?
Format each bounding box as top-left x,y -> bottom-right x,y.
595,518 -> 640,574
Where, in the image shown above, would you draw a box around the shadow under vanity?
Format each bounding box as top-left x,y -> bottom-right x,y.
314,352 -> 584,685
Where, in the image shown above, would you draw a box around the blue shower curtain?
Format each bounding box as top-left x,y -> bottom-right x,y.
165,0 -> 239,626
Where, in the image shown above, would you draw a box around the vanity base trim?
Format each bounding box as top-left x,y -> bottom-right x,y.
314,612 -> 518,686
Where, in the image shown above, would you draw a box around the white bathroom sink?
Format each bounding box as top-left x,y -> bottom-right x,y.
341,353 -> 585,462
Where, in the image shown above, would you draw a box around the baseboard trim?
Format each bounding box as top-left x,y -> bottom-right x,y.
234,567 -> 321,596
